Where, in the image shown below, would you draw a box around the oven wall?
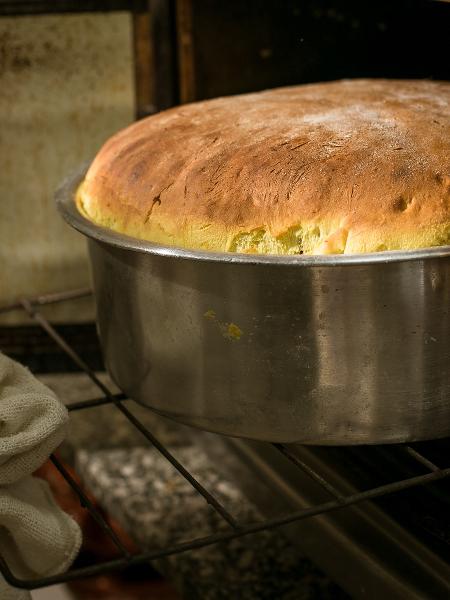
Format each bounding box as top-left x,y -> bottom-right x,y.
0,12 -> 135,324
1,0 -> 449,325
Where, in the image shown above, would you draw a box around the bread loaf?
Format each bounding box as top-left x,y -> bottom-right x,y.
77,79 -> 450,254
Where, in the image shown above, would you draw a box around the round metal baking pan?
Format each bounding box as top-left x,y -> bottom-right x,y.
57,165 -> 450,444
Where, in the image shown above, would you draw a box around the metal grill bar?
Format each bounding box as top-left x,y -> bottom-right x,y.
67,392 -> 127,412
50,455 -> 131,558
404,446 -> 441,472
20,298 -> 240,531
0,288 -> 91,314
20,298 -> 111,395
273,443 -> 345,501
112,402 -> 241,530
1,465 -> 449,590
1,288 -> 450,591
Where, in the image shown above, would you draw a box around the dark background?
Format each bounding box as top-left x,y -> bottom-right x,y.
187,0 -> 450,101
2,0 -> 449,111
1,0 -> 449,370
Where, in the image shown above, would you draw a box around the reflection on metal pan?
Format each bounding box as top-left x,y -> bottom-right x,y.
56,165 -> 450,444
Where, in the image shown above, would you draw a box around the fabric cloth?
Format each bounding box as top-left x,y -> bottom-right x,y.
0,352 -> 81,599
0,352 -> 68,484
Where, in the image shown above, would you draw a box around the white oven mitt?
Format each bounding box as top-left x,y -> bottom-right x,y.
0,352 -> 82,599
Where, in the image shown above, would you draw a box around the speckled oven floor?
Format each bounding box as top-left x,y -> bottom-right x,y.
39,372 -> 347,600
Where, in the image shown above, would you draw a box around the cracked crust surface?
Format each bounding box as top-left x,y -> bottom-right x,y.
78,79 -> 450,254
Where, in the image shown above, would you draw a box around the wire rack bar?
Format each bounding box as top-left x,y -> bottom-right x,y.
113,402 -> 240,530
20,298 -> 111,395
0,288 -> 91,314
67,392 -> 127,412
273,443 -> 345,501
50,455 -> 131,558
404,446 -> 441,472
1,289 -> 449,590
20,298 -> 240,531
1,464 -> 449,590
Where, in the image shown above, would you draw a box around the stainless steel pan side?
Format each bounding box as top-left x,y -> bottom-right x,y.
56,166 -> 450,444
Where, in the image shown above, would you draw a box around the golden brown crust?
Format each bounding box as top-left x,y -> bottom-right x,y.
78,79 -> 450,254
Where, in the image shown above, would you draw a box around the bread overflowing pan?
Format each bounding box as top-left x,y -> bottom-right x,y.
57,164 -> 450,444
57,79 -> 450,444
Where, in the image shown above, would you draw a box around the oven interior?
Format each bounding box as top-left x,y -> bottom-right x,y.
1,1 -> 449,598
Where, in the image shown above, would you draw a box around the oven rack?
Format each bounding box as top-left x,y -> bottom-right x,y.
0,288 -> 449,591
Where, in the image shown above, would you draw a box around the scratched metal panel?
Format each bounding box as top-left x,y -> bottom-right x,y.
0,12 -> 134,324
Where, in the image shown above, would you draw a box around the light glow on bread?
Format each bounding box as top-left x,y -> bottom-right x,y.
77,79 -> 450,255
